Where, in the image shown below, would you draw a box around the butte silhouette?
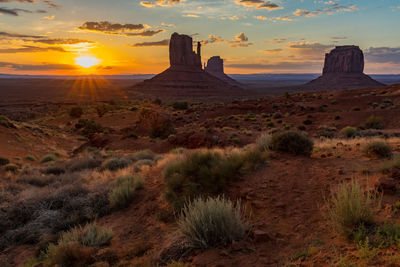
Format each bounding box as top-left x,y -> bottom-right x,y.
305,45 -> 384,90
133,33 -> 244,98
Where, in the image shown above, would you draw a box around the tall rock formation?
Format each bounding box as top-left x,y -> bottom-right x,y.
205,56 -> 241,87
169,33 -> 202,71
132,33 -> 244,98
305,45 -> 384,90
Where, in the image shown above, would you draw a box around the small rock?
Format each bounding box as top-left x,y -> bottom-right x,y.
253,230 -> 272,242
375,177 -> 397,193
338,168 -> 345,175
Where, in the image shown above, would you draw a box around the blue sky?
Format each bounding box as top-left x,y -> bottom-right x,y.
0,0 -> 399,74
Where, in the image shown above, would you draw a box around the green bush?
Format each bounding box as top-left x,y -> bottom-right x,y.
75,119 -> 102,136
0,156 -> 10,166
127,150 -> 155,162
364,141 -> 392,158
40,154 -> 57,164
164,149 -> 265,210
102,157 -> 130,171
364,116 -> 384,129
178,196 -> 248,248
172,102 -> 188,110
25,155 -> 36,162
340,126 -> 358,138
326,181 -> 380,238
270,131 -> 314,156
4,164 -> 18,173
109,175 -> 144,208
69,106 -> 83,118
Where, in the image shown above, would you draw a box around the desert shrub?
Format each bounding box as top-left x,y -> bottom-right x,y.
58,222 -> 113,247
173,102 -> 188,110
25,155 -> 36,162
379,155 -> 400,174
0,177 -> 110,250
364,116 -> 384,129
109,175 -> 144,209
0,156 -> 10,166
127,150 -> 155,162
95,104 -> 109,117
326,181 -> 380,238
357,238 -> 379,265
66,154 -> 102,172
270,131 -> 314,156
45,242 -> 93,267
134,159 -> 153,172
164,149 -> 265,209
40,154 -> 57,164
0,115 -> 16,128
340,126 -> 358,138
256,133 -> 271,152
364,141 -> 392,158
42,165 -> 66,175
303,119 -> 313,125
102,157 -> 130,171
167,261 -> 190,267
150,119 -> 175,139
170,148 -> 187,155
178,196 -> 248,248
4,164 -> 18,173
17,174 -> 56,187
69,106 -> 83,118
75,119 -> 102,136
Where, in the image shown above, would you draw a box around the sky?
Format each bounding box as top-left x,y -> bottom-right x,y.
0,0 -> 399,75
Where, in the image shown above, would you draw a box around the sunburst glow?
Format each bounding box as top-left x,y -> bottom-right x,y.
75,56 -> 100,68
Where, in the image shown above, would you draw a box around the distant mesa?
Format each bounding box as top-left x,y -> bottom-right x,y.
133,32 -> 243,97
205,56 -> 242,87
305,45 -> 384,90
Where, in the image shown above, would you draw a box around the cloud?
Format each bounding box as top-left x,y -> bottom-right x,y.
200,33 -> 253,47
365,47 -> 400,64
267,38 -> 287,44
183,14 -> 200,18
31,38 -> 94,44
329,36 -> 347,40
78,21 -> 146,34
0,45 -> 65,53
130,39 -> 169,47
125,29 -> 165,37
221,15 -> 239,20
293,9 -> 314,17
235,0 -> 282,10
293,2 -> 358,18
0,31 -> 42,38
0,0 -> 59,7
0,61 -> 76,71
41,0 -> 58,8
254,15 -> 293,21
140,0 -> 185,8
0,7 -> 46,16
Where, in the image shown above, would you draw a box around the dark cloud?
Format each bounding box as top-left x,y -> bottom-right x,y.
0,61 -> 77,70
365,47 -> 400,64
235,0 -> 282,10
0,6 -> 47,16
140,0 -> 184,8
0,0 -> 59,7
130,39 -> 169,47
78,21 -> 145,34
0,31 -> 43,38
31,38 -> 94,44
41,0 -> 58,8
0,45 -> 65,53
125,29 -> 165,37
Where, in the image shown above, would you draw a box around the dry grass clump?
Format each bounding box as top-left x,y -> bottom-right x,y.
364,141 -> 392,158
256,133 -> 271,152
101,157 -> 130,171
270,131 -> 314,156
326,180 -> 381,238
178,196 -> 248,248
164,149 -> 265,210
109,175 -> 144,209
57,222 -> 113,247
66,153 -> 103,172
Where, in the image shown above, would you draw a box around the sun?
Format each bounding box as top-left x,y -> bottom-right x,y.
75,56 -> 100,68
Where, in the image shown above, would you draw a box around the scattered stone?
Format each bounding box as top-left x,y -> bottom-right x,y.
253,230 -> 272,242
375,177 -> 397,193
338,168 -> 345,175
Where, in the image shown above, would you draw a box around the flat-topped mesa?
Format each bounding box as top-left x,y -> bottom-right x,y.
205,56 -> 224,73
169,32 -> 202,71
323,45 -> 364,74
